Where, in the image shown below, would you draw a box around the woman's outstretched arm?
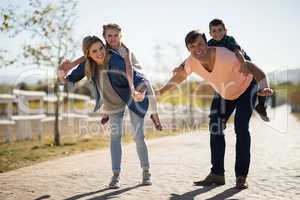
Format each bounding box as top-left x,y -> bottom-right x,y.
59,56 -> 85,72
57,56 -> 86,84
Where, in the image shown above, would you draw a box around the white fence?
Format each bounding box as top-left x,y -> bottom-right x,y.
0,89 -> 210,143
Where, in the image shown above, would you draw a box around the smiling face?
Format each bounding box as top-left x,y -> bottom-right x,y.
187,35 -> 208,60
103,28 -> 122,49
209,24 -> 226,41
88,41 -> 106,64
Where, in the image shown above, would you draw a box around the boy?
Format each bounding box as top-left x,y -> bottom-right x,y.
208,18 -> 270,121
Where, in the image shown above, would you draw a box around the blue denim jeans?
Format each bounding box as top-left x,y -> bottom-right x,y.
109,110 -> 150,173
209,80 -> 257,177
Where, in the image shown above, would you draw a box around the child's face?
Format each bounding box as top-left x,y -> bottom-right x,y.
103,28 -> 122,49
187,35 -> 208,59
209,25 -> 226,41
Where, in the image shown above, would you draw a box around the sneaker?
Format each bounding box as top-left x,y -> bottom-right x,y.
142,170 -> 152,186
236,176 -> 248,189
108,174 -> 121,189
193,173 -> 225,186
255,104 -> 270,122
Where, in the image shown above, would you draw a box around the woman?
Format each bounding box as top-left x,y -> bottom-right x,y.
157,30 -> 272,189
58,36 -> 152,189
60,23 -> 162,130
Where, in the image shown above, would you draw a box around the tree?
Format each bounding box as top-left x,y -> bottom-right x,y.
0,0 -> 79,145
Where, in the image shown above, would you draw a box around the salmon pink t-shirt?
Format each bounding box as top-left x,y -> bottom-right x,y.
184,47 -> 253,100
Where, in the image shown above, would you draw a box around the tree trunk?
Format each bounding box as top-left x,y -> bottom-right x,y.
54,80 -> 61,146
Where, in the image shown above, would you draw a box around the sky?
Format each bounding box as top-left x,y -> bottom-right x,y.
0,0 -> 300,83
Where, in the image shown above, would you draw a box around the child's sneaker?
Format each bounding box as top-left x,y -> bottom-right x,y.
255,104 -> 270,122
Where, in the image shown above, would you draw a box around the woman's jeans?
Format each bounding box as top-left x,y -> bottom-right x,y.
109,110 -> 150,173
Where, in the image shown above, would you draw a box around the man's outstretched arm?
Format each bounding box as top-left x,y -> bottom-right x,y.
156,67 -> 188,96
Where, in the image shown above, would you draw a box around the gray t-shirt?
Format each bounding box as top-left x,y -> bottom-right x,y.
97,69 -> 126,114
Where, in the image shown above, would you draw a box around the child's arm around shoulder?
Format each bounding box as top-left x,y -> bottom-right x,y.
226,35 -> 248,72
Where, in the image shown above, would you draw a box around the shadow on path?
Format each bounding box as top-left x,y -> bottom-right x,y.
169,186 -> 243,200
64,184 -> 144,200
169,186 -> 218,200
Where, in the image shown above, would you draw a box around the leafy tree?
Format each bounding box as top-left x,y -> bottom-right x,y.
0,0 -> 79,145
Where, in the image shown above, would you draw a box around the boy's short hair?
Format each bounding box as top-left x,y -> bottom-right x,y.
185,30 -> 207,49
102,23 -> 122,36
209,19 -> 226,30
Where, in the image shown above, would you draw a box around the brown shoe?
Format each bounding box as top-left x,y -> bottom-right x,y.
236,176 -> 248,189
255,104 -> 270,122
193,173 -> 225,186
150,114 -> 162,131
101,115 -> 109,125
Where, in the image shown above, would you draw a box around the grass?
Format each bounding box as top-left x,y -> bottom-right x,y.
0,128 -> 194,173
293,113 -> 300,122
156,81 -> 214,108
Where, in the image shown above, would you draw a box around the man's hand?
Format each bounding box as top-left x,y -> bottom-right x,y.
132,90 -> 146,102
257,88 -> 273,96
154,90 -> 161,97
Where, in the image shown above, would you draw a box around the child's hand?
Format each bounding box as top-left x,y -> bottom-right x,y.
120,43 -> 131,58
57,69 -> 67,83
257,88 -> 273,96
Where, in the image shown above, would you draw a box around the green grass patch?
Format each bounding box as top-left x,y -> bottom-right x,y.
0,127 -> 196,173
293,113 -> 300,122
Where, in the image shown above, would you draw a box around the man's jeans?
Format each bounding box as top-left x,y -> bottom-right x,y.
209,80 -> 257,177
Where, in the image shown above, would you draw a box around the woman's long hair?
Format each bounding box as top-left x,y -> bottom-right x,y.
82,36 -> 107,80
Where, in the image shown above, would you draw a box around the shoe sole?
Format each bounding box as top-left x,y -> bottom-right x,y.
193,182 -> 225,186
236,185 -> 248,189
108,185 -> 121,189
141,182 -> 152,186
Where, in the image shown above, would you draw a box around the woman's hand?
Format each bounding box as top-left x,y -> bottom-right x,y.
57,59 -> 72,83
59,59 -> 72,72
